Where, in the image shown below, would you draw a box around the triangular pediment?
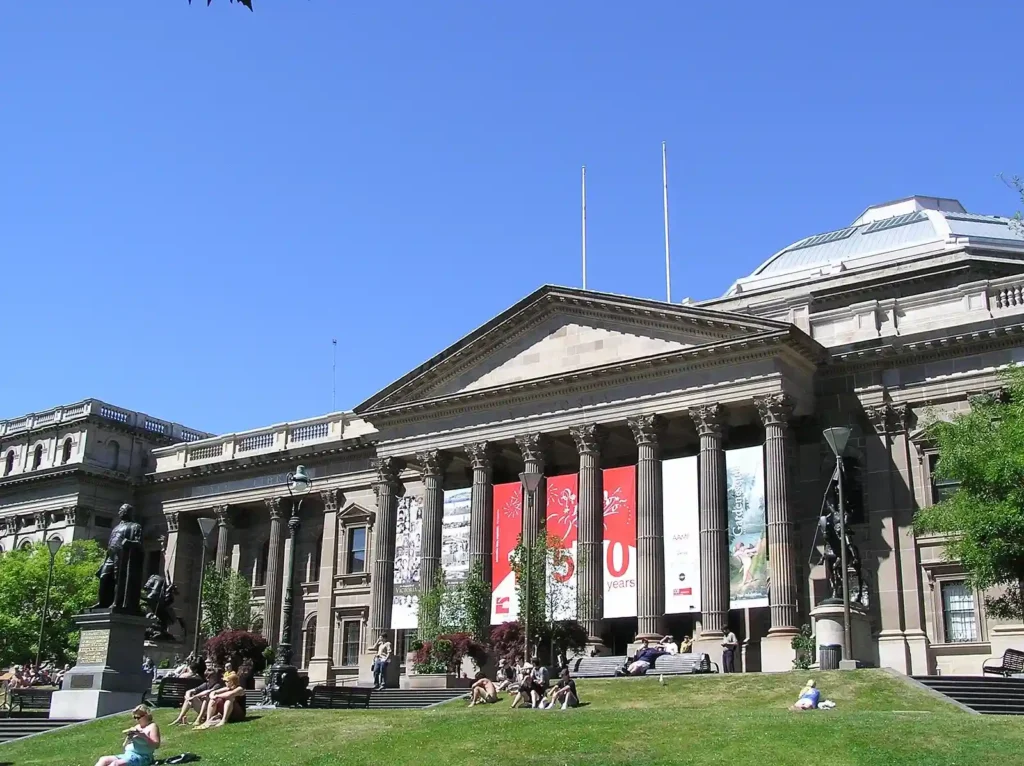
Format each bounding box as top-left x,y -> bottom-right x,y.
356,286 -> 792,414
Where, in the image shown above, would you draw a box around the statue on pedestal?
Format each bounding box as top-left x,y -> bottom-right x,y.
142,574 -> 186,641
91,503 -> 145,613
818,468 -> 865,604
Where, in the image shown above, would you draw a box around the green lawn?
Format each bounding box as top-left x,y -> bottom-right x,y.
3,670 -> 1022,766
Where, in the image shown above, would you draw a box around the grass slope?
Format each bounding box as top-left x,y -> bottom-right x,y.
3,670 -> 1022,766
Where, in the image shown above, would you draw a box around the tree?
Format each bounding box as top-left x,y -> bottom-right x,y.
200,566 -> 256,639
204,629 -> 269,675
416,563 -> 491,645
915,368 -> 1024,620
0,540 -> 105,667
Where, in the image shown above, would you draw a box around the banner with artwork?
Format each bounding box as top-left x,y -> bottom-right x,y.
727,445 -> 768,609
546,474 -> 578,620
442,487 -> 472,584
392,494 -> 423,629
491,481 -> 522,624
662,456 -> 701,614
602,465 -> 637,618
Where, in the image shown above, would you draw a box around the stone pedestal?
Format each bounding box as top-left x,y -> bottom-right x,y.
810,602 -> 873,668
358,650 -> 401,688
760,631 -> 797,672
50,611 -> 152,720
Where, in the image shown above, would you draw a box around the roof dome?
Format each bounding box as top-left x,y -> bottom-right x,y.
725,196 -> 1024,296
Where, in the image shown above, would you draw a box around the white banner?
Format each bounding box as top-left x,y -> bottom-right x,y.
442,488 -> 471,584
392,495 -> 423,629
727,445 -> 768,610
662,456 -> 701,614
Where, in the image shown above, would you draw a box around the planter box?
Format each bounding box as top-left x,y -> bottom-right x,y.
407,673 -> 474,690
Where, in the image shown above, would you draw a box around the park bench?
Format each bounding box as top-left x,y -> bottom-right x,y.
983,648 -> 1024,677
307,684 -> 373,710
652,653 -> 718,674
156,676 -> 204,708
8,687 -> 55,713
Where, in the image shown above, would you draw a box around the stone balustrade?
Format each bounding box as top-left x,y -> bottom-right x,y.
0,399 -> 208,442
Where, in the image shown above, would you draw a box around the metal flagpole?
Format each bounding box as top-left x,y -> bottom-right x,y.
332,339 -> 337,411
581,165 -> 588,290
662,142 -> 672,303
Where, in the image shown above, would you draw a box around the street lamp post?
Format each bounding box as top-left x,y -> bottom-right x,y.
269,465 -> 313,707
35,537 -> 63,667
193,517 -> 218,658
823,427 -> 853,664
519,470 -> 543,666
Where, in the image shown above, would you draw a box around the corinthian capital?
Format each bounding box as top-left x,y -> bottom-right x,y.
570,423 -> 605,456
164,512 -> 179,534
213,505 -> 231,527
627,414 -> 665,447
416,449 -> 452,478
464,442 -> 496,470
755,393 -> 794,428
689,403 -> 726,437
265,496 -> 285,520
320,488 -> 345,512
866,402 -> 911,435
515,433 -> 548,463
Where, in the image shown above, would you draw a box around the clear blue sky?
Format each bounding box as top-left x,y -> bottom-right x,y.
1,1 -> 1020,434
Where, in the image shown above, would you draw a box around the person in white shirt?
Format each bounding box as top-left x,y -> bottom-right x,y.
722,629 -> 739,673
371,634 -> 393,690
660,636 -> 679,654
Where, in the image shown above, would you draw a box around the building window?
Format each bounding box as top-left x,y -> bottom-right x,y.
303,617 -> 317,669
32,444 -> 43,470
108,440 -> 121,471
20,540 -> 32,551
3,451 -> 13,476
339,620 -> 361,667
254,540 -> 269,587
941,580 -> 978,643
928,454 -> 960,504
347,526 -> 367,574
61,438 -> 73,464
308,534 -> 323,583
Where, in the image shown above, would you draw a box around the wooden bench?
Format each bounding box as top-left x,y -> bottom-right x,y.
9,688 -> 55,713
156,676 -> 204,708
307,684 -> 373,710
570,656 -> 629,678
983,648 -> 1024,677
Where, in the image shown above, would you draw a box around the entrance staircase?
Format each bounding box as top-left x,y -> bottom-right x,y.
243,687 -> 467,710
0,715 -> 82,744
912,675 -> 1024,715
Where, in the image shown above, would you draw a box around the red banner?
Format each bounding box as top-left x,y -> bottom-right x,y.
546,473 -> 579,620
490,482 -> 522,624
603,465 -> 637,618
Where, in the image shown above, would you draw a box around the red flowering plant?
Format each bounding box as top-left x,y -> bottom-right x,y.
412,632 -> 487,675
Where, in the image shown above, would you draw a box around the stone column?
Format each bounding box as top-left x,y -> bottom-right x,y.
213,505 -> 231,573
417,449 -> 451,609
263,497 -> 286,645
690,404 -> 729,639
515,433 -> 547,548
571,423 -> 605,645
309,489 -> 343,683
629,414 -> 666,641
368,457 -> 403,646
466,442 -> 495,586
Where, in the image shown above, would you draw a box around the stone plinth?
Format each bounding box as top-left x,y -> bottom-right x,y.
50,611 -> 152,720
406,674 -> 474,690
810,602 -> 873,668
358,649 -> 401,688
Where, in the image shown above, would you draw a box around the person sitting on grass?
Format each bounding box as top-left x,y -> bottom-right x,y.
495,658 -> 516,692
195,671 -> 246,728
170,667 -> 223,726
510,666 -> 543,708
468,672 -> 499,706
94,704 -> 161,766
789,679 -> 821,711
541,668 -> 579,710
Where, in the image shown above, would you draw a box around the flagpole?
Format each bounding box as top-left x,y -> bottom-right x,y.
662,141 -> 672,303
332,338 -> 337,411
582,165 -> 588,290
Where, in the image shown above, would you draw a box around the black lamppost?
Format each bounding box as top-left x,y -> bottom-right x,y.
519,470 -> 543,666
269,465 -> 312,706
823,427 -> 853,664
35,537 -> 63,667
193,517 -> 217,658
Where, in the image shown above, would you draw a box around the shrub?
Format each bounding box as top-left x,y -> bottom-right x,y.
791,624 -> 815,670
412,632 -> 487,675
205,630 -> 270,675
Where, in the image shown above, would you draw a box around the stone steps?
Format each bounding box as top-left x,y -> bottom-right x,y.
912,675 -> 1024,715
0,717 -> 82,744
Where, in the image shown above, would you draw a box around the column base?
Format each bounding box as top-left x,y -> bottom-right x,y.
306,656 -> 333,685
694,635 -> 725,672
761,631 -> 798,672
876,630 -> 910,674
904,629 -> 930,676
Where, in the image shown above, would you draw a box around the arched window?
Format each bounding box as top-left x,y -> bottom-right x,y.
254,539 -> 270,587
303,616 -> 317,669
3,451 -> 13,476
108,441 -> 120,471
19,540 -> 32,550
61,438 -> 73,465
32,444 -> 43,470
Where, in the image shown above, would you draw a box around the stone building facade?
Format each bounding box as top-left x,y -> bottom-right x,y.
4,194 -> 1024,680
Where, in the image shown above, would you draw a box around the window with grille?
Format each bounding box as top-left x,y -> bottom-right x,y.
929,454 -> 960,504
347,526 -> 367,574
941,580 -> 977,643
340,620 -> 361,666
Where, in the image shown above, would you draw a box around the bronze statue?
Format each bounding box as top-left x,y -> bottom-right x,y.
92,503 -> 145,612
142,574 -> 186,641
818,466 -> 865,604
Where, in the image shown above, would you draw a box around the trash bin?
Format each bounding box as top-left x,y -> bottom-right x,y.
819,644 -> 841,671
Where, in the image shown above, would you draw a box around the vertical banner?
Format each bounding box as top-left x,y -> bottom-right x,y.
392,495 -> 423,629
662,456 -> 701,613
602,465 -> 637,618
545,474 -> 578,620
441,488 -> 471,584
727,445 -> 768,609
491,482 -> 522,624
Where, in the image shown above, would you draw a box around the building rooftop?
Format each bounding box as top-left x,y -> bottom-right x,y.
725,196 -> 1024,297
0,399 -> 212,443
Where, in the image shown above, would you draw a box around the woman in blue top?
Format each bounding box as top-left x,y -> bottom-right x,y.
790,679 -> 821,711
94,705 -> 161,766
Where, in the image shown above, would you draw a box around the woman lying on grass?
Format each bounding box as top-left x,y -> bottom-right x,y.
195,671 -> 247,728
94,704 -> 161,766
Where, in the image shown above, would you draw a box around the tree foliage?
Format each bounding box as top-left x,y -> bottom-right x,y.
416,562 -> 491,645
509,533 -> 574,653
204,629 -> 269,675
200,566 -> 256,639
0,540 -> 104,667
915,368 -> 1024,619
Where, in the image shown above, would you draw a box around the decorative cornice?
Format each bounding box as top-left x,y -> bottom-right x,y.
464,442 -> 496,470
755,393 -> 794,428
320,488 -> 345,513
415,449 -> 452,478
515,433 -> 548,464
689,403 -> 726,438
265,497 -> 285,520
627,413 -> 665,447
570,423 -> 605,456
